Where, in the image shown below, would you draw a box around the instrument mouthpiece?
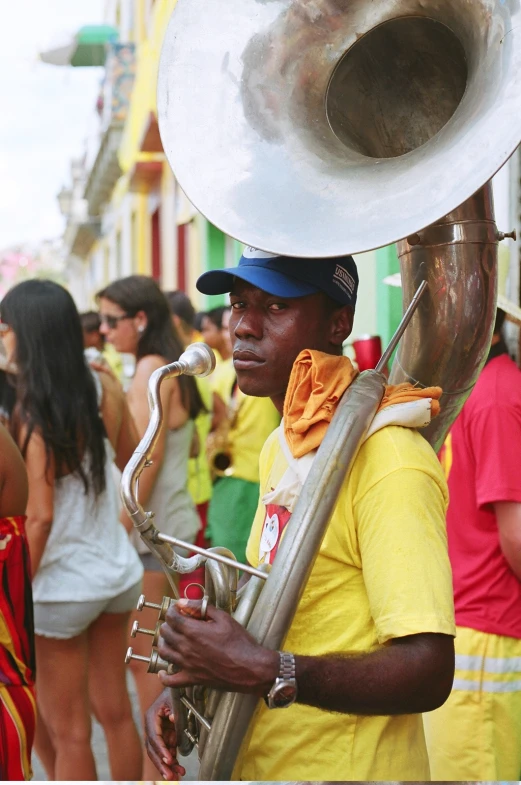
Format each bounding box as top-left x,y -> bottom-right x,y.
180,343 -> 217,378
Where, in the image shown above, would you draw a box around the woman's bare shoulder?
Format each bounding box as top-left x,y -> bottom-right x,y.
135,354 -> 169,377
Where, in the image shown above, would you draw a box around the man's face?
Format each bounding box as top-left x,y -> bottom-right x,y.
220,308 -> 233,357
83,328 -> 104,351
201,315 -> 221,350
229,280 -> 352,409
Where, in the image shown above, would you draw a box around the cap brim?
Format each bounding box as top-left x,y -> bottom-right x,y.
196,265 -> 319,298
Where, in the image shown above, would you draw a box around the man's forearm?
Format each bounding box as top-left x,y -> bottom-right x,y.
157,605 -> 454,717
293,633 -> 454,716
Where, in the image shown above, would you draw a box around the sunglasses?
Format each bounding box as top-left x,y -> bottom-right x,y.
99,313 -> 132,330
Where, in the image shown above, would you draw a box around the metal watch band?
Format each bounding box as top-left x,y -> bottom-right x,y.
263,651 -> 298,708
279,651 -> 296,680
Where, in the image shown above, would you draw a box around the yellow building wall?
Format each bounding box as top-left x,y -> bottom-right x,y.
138,192 -> 151,275
112,0 -> 179,283
119,0 -> 177,175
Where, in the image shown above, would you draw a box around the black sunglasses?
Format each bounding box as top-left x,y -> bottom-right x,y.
99,313 -> 132,330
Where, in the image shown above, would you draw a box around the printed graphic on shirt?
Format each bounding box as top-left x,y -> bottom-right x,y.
258,504 -> 291,565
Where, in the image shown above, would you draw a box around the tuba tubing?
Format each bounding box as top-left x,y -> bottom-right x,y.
120,341 -> 271,760
197,370 -> 387,779
121,342 -> 269,585
390,183 -> 498,452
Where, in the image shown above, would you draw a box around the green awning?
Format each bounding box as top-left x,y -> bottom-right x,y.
71,26 -> 120,67
39,25 -> 119,68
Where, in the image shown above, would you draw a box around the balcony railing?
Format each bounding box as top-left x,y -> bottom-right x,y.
84,42 -> 136,217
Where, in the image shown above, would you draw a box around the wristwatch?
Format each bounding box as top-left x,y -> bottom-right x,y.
265,651 -> 298,709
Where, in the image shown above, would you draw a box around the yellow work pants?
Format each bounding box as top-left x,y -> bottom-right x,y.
423,625 -> 521,781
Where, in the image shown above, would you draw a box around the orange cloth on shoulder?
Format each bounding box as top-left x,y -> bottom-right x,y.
284,349 -> 442,459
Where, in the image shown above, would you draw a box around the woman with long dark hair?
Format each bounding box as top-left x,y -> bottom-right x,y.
97,274 -> 205,777
0,280 -> 144,780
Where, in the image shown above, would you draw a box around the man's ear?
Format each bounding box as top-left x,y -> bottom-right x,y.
330,305 -> 354,347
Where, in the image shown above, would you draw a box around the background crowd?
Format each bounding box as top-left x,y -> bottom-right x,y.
0,274 -> 280,780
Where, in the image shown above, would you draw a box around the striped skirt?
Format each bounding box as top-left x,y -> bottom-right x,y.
0,516 -> 36,780
0,683 -> 36,779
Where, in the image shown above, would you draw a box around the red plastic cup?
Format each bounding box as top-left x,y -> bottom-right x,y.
352,335 -> 383,372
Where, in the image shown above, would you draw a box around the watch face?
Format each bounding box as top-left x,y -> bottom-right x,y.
269,681 -> 297,708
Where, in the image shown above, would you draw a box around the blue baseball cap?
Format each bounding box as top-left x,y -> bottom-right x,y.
196,247 -> 358,309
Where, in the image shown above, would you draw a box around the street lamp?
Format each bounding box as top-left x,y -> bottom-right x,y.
57,186 -> 73,217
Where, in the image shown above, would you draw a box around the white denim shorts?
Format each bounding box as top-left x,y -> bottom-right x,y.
34,580 -> 143,640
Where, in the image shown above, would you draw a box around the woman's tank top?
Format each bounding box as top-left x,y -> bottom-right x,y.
32,372 -> 143,603
134,419 -> 200,556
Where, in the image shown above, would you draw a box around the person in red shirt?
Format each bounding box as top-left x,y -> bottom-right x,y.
424,307 -> 521,780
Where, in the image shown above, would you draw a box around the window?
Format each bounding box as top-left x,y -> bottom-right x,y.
116,230 -> 122,278
151,208 -> 162,282
177,223 -> 189,291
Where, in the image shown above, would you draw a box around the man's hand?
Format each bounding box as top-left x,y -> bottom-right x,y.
157,599 -> 279,695
88,359 -> 115,377
144,689 -> 186,781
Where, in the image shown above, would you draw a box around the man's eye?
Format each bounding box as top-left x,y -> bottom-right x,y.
230,301 -> 245,310
269,303 -> 288,311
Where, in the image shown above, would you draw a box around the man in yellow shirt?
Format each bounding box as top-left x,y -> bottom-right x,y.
144,249 -> 456,780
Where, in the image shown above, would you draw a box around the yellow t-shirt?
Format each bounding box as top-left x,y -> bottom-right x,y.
101,342 -> 124,381
187,376 -> 213,505
209,357 -> 235,401
240,424 -> 456,781
211,360 -> 280,484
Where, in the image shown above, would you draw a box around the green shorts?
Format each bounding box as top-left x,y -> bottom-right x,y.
207,476 -> 260,566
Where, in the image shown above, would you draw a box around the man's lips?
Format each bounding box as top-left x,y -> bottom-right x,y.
233,349 -> 265,370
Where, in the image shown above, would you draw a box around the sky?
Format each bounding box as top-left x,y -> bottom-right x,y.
0,0 -> 106,249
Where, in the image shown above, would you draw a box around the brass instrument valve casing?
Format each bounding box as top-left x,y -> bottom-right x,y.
126,594 -> 175,673
127,594 -> 210,672
136,592 -> 174,620
125,646 -> 171,674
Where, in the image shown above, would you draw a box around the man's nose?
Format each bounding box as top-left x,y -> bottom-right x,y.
233,310 -> 263,340
99,322 -> 109,336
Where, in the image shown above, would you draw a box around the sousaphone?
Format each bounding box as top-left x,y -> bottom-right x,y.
158,0 -> 521,445
124,0 -> 521,779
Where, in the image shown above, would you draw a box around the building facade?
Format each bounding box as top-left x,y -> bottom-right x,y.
61,0 -> 242,312
59,0 -> 520,360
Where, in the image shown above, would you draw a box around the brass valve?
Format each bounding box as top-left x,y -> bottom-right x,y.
136,593 -> 174,620
136,592 -> 209,620
126,593 -> 210,670
498,229 -> 517,241
125,646 -> 170,674
131,619 -> 161,647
